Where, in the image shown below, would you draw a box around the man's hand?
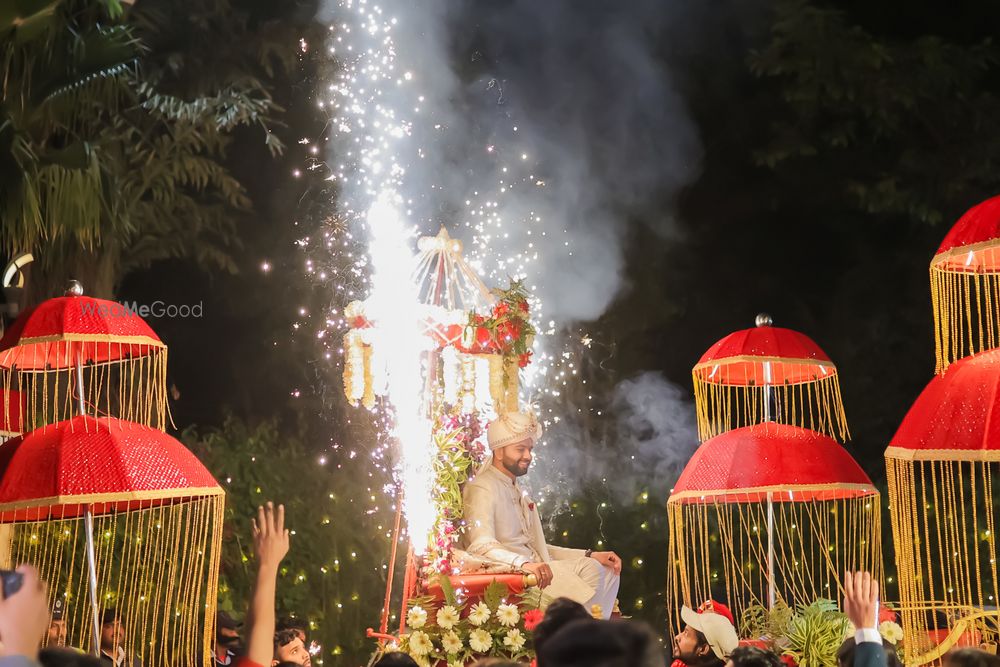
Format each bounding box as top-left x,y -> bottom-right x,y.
252,502 -> 289,572
843,570 -> 878,630
589,551 -> 622,575
0,565 -> 49,659
523,562 -> 554,588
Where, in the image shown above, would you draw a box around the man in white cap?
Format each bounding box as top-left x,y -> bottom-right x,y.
461,410 -> 622,618
672,605 -> 739,667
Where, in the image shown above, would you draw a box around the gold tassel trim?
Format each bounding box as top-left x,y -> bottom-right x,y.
692,369 -> 849,443
0,494 -> 224,666
0,344 -> 171,433
885,455 -> 1000,664
930,259 -> 1000,374
666,492 -> 882,637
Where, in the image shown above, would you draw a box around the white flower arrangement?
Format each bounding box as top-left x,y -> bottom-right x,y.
388,577 -> 541,664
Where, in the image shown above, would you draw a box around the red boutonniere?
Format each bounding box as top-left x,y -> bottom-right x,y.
528,502 -> 535,511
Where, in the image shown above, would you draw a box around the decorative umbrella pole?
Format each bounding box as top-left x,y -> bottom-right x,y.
0,282 -> 175,656
667,424 -> 881,630
689,315 -> 853,611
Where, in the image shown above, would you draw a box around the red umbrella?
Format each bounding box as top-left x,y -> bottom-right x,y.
0,283 -> 169,431
692,315 -> 849,442
930,194 -> 1000,372
668,423 -> 879,617
670,423 -> 875,504
886,348 -> 1000,461
0,415 -> 221,656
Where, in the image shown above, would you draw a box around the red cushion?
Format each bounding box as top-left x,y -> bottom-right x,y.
424,574 -> 528,602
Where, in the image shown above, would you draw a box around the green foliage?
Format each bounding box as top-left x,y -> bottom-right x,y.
741,600 -> 795,647
483,580 -> 509,612
183,414 -> 396,662
782,599 -> 849,667
750,0 -> 1000,225
0,0 -> 302,301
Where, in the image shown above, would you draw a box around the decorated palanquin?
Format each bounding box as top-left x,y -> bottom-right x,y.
342,227 -> 529,415
347,229 -> 541,653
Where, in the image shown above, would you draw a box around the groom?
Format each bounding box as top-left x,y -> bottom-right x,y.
461,411 -> 622,618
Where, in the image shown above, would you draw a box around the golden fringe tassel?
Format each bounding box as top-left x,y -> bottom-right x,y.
692,371 -> 850,443
0,345 -> 171,433
666,493 -> 882,636
885,454 -> 1000,664
0,494 -> 223,667
931,264 -> 1000,374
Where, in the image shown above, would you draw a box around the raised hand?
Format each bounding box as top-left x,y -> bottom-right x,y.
252,502 -> 289,572
843,570 -> 878,630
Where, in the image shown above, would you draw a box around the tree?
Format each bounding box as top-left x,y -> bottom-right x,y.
0,0 -> 295,304
750,0 -> 1000,225
184,414 -> 398,664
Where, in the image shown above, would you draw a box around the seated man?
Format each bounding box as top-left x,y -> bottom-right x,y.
461,411 -> 621,618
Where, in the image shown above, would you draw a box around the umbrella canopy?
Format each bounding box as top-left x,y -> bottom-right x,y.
670,423 -> 874,503
932,194 -> 1000,274
0,295 -> 164,370
694,324 -> 834,386
691,315 -> 849,442
0,414 -> 221,521
885,348 -> 1000,461
930,194 -> 1000,372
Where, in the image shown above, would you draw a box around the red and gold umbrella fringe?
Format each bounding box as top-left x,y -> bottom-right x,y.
885,456 -> 1000,664
666,493 -> 882,635
1,346 -> 171,432
930,265 -> 1000,374
0,495 -> 224,666
692,373 -> 849,443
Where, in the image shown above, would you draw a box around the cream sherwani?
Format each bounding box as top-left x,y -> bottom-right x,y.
461,465 -> 620,618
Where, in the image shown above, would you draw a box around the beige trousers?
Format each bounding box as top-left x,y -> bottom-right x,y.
546,557 -> 621,619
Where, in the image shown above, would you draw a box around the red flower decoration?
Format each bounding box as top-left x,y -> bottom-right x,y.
518,351 -> 533,368
780,654 -> 797,667
518,299 -> 529,314
523,609 -> 544,631
527,502 -> 535,511
492,302 -> 511,318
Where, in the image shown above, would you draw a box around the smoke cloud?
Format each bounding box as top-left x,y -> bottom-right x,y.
321,0 -> 701,322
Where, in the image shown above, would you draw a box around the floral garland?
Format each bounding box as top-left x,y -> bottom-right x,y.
424,409 -> 487,574
464,280 -> 536,369
385,578 -> 544,666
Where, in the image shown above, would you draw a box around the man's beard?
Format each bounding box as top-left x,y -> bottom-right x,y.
673,640 -> 699,663
502,459 -> 529,477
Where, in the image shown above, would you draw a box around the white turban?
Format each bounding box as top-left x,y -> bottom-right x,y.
486,411 -> 542,451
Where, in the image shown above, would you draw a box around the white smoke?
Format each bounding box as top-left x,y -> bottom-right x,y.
321,0 -> 701,322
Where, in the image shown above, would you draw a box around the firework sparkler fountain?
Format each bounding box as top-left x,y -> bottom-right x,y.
322,0 -> 578,653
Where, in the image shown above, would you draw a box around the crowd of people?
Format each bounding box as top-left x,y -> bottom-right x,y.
0,503 -> 998,666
